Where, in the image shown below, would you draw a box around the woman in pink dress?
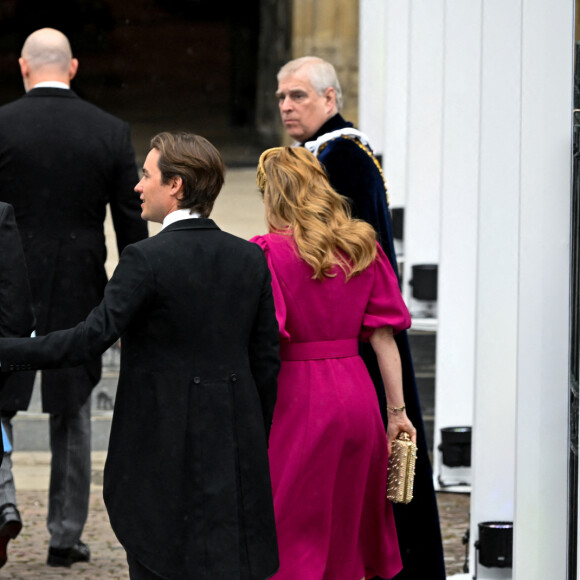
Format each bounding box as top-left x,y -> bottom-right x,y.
251,147 -> 417,580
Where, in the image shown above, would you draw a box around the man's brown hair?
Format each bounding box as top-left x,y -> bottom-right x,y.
150,132 -> 225,217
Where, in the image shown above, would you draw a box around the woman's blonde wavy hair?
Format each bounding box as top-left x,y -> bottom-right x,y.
257,147 -> 377,280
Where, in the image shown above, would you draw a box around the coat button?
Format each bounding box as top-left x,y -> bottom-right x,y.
70,232 -> 77,240
9,365 -> 14,371
193,377 -> 201,384
230,373 -> 238,382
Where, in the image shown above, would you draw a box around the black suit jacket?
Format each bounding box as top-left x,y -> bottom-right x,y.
0,218 -> 280,579
0,202 -> 35,409
0,87 -> 148,413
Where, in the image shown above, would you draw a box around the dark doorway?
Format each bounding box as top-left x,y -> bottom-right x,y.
0,0 -> 290,165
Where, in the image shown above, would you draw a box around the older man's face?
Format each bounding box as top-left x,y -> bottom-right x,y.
276,68 -> 335,143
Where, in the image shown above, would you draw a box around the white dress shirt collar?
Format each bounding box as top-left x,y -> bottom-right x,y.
32,81 -> 70,90
161,208 -> 201,230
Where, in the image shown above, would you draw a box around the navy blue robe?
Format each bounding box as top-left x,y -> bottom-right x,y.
303,114 -> 446,580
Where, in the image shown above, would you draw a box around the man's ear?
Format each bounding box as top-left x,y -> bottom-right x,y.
69,58 -> 79,81
19,58 -> 28,79
19,58 -> 31,92
170,176 -> 184,199
324,87 -> 336,112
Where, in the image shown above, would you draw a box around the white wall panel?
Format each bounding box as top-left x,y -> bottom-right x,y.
433,0 -> 481,491
359,1 -> 575,577
382,1 -> 411,209
470,0 -> 523,575
402,0 -> 444,306
513,0 -> 573,576
359,0 -> 387,156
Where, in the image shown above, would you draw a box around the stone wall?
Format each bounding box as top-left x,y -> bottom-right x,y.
292,0 -> 359,125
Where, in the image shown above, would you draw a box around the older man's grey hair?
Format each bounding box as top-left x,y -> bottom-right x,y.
278,56 -> 343,111
21,28 -> 73,73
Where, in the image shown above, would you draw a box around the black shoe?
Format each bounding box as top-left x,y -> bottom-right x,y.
47,540 -> 90,568
0,504 -> 22,569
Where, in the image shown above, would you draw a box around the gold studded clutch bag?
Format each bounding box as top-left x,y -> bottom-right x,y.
386,432 -> 417,504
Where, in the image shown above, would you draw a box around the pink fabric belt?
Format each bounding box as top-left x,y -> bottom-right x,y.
280,339 -> 359,361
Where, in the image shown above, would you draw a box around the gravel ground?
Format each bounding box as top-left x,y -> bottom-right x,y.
438,491 -> 471,576
0,491 -> 129,579
0,481 -> 470,578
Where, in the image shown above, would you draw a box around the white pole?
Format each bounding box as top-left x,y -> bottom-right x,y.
512,0 -> 573,576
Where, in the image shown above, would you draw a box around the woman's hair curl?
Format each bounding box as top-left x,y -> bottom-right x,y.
257,147 -> 377,279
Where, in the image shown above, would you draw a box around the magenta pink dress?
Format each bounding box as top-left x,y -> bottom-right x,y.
251,233 -> 411,580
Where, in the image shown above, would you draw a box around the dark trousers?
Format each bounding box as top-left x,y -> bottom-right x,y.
0,413 -> 18,511
127,553 -> 166,580
47,396 -> 91,548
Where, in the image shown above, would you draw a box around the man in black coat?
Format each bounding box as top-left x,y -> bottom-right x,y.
0,202 -> 35,568
0,132 -> 281,580
0,27 -> 148,567
276,56 -> 447,580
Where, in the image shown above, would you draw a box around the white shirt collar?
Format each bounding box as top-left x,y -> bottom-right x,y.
161,208 -> 201,230
32,81 -> 70,90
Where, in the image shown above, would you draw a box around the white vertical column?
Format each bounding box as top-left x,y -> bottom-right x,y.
402,0 -> 444,306
433,0 -> 482,491
469,1 -> 523,577
513,0 -> 573,577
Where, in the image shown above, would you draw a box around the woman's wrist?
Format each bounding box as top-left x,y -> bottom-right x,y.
386,404 -> 406,415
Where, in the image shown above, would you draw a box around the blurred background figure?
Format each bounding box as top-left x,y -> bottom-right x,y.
0,201 -> 35,569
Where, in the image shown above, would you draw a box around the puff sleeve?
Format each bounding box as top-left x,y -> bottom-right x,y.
250,235 -> 291,341
359,243 -> 411,342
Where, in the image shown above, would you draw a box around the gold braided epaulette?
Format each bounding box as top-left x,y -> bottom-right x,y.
317,135 -> 389,205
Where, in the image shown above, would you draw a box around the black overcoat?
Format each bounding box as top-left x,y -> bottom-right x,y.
0,202 -> 35,409
0,87 -> 148,413
304,114 -> 447,580
0,218 -> 280,580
